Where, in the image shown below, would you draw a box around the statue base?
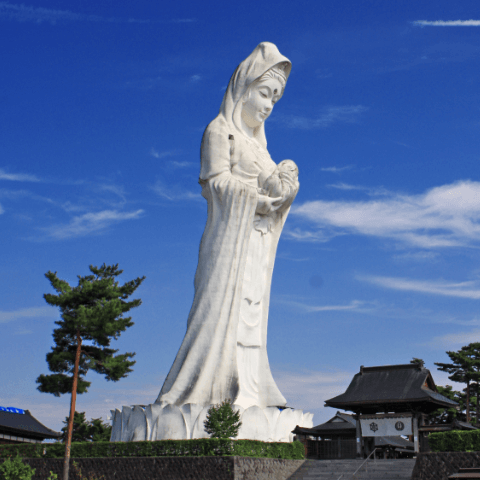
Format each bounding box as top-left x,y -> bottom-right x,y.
110,403 -> 314,442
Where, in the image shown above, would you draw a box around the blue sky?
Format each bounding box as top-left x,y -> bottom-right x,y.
2,0 -> 480,434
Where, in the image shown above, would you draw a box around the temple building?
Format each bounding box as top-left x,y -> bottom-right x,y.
0,406 -> 61,444
293,363 -> 473,459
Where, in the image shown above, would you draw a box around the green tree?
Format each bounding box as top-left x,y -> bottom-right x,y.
427,385 -> 463,424
435,343 -> 480,424
89,417 -> 113,442
60,411 -> 112,442
36,263 -> 145,480
410,357 -> 425,367
204,400 -> 242,439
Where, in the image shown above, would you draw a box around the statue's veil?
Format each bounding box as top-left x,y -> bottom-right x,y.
219,42 -> 291,149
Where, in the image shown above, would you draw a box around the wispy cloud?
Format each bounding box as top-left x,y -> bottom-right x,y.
274,368 -> 354,416
190,74 -> 202,82
327,183 -> 389,196
275,105 -> 368,129
0,203 -> 3,214
426,329 -> 480,349
149,148 -> 182,160
42,209 -> 144,240
360,275 -> 480,300
0,168 -> 40,182
277,298 -> 377,314
321,166 -> 353,173
0,2 -> 195,25
413,20 -> 480,27
292,180 -> 480,248
0,306 -> 56,324
151,179 -> 201,201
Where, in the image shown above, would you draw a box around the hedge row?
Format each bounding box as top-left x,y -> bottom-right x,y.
429,430 -> 480,452
0,439 -> 304,460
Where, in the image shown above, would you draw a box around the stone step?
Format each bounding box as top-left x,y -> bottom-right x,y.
288,459 -> 415,480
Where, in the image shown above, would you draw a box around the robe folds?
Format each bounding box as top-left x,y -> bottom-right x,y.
156,42 -> 292,409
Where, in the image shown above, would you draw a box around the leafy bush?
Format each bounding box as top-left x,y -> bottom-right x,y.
429,429 -> 480,452
0,455 -> 36,480
204,400 -> 242,439
0,439 -> 304,460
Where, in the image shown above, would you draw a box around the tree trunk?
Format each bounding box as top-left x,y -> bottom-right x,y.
63,330 -> 82,480
476,384 -> 479,425
466,381 -> 471,423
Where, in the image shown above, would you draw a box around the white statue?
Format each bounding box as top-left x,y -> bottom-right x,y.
156,42 -> 299,411
110,44 -> 313,442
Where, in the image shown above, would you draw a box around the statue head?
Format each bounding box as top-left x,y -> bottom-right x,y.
219,43 -> 291,147
240,68 -> 286,129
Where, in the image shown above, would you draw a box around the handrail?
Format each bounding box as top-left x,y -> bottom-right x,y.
350,447 -> 379,479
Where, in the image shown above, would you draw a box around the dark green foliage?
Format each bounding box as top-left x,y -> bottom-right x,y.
60,412 -> 112,443
89,418 -> 113,442
0,439 -> 304,460
204,400 -> 242,439
0,455 -> 36,480
410,357 -> 425,367
429,430 -> 480,452
427,385 -> 464,424
36,264 -> 144,397
435,343 -> 480,423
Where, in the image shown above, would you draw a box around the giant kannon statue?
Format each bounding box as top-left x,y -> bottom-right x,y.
111,43 -> 313,442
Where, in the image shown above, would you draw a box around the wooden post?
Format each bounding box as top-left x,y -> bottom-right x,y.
356,415 -> 362,458
413,414 -> 419,455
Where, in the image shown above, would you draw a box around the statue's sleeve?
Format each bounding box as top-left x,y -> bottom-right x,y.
199,121 -> 233,181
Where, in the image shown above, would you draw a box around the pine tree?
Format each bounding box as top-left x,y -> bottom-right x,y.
204,400 -> 242,439
60,411 -> 112,442
36,263 -> 144,480
435,343 -> 480,424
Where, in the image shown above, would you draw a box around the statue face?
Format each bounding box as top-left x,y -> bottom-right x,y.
241,77 -> 283,128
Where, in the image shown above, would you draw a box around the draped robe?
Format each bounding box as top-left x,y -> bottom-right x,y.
156,43 -> 293,410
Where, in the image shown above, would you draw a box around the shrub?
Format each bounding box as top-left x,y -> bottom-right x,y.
0,455 -> 36,480
0,439 -> 304,460
204,400 -> 242,439
429,429 -> 480,452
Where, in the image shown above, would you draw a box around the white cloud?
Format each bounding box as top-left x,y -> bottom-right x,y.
426,329 -> 480,348
151,179 -> 201,201
274,368 -> 354,423
171,161 -> 194,168
321,166 -> 354,173
293,180 -> 480,248
275,105 -> 368,129
0,306 -> 56,324
0,168 -> 40,182
43,209 -> 144,240
149,148 -> 182,159
190,74 -> 202,82
278,299 -> 376,313
413,20 -> 480,27
327,183 -> 389,196
0,2 -> 151,24
360,274 -> 480,300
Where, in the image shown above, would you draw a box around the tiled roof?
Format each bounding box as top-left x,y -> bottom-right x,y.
0,410 -> 61,439
325,364 -> 458,412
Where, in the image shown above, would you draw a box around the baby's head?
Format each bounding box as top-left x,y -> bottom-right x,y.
277,159 -> 299,180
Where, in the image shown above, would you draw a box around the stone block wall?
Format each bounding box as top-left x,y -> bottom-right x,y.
412,451 -> 480,480
0,456 -> 305,480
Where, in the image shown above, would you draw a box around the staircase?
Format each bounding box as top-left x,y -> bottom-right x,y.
288,458 -> 416,480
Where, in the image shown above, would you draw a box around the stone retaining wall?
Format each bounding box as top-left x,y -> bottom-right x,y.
0,456 -> 305,480
412,452 -> 480,480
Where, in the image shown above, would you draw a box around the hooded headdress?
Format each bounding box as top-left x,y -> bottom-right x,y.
219,42 -> 291,148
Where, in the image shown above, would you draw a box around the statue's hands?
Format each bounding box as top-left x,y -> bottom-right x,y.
256,194 -> 283,215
